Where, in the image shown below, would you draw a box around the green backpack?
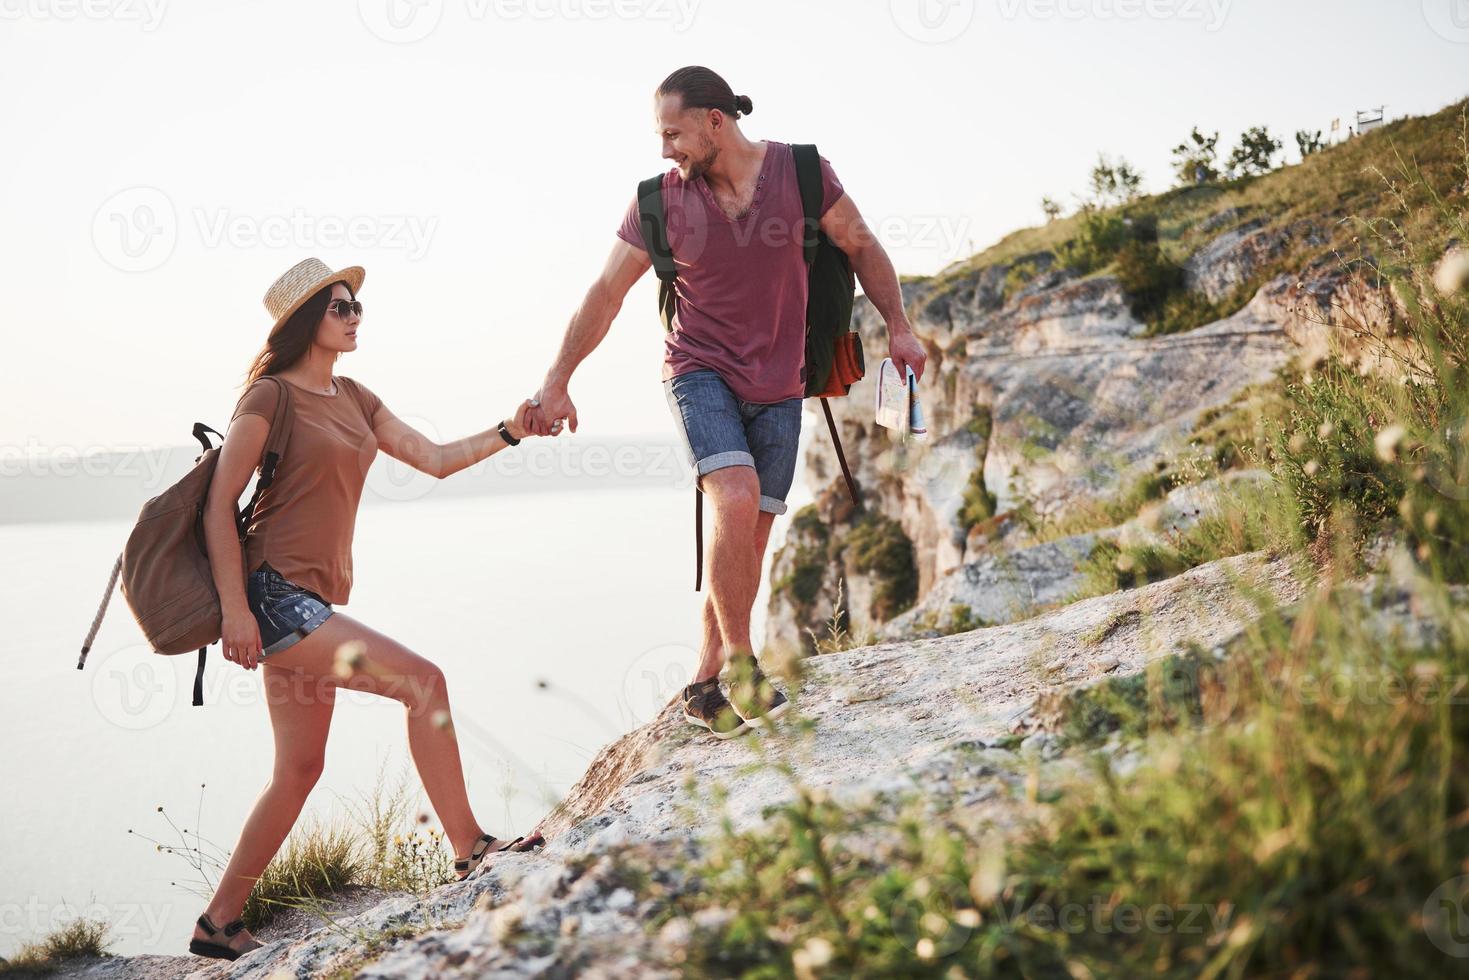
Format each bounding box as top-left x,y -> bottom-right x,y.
636,143 -> 866,590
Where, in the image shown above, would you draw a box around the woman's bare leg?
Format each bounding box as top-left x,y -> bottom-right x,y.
263,612 -> 490,861
195,609 -> 500,951
196,662 -> 336,952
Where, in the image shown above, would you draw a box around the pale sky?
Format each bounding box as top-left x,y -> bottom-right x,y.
2,0 -> 1466,454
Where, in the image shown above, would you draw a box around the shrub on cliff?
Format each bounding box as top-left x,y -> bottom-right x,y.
846,514 -> 919,622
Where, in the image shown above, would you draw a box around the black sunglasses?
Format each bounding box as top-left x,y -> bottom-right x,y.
325,299 -> 363,319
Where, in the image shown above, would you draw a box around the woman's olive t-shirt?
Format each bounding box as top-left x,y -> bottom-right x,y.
229,375 -> 387,604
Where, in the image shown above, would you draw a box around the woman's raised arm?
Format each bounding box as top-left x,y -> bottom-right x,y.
372,399 -> 536,479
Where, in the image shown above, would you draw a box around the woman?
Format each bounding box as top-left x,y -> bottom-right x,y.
189,258 -> 556,962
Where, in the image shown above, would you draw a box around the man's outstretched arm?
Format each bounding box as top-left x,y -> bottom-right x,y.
528,239 -> 652,435
819,193 -> 928,382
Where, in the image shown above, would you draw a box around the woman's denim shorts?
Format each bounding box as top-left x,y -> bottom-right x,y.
246,563 -> 334,656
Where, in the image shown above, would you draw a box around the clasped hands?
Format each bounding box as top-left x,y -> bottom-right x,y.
520,382 -> 576,438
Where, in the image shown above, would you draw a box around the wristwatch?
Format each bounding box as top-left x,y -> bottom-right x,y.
497,420 -> 520,446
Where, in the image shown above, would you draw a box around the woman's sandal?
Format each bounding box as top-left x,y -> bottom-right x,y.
454,830 -> 547,880
188,912 -> 255,961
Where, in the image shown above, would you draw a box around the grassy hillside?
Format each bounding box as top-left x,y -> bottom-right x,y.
910,97 -> 1469,336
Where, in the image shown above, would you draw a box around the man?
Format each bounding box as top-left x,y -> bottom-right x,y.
524,66 -> 926,737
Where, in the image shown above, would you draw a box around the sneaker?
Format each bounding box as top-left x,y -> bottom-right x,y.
724,656 -> 790,728
681,678 -> 750,739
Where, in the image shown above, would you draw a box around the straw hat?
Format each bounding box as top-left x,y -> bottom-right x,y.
263,257 -> 365,333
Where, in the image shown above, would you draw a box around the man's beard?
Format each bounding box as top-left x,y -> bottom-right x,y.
685,137 -> 719,180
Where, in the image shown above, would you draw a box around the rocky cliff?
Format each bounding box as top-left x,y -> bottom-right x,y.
764,219 -> 1392,649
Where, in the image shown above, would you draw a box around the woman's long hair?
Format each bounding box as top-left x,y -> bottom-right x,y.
244,280 -> 353,386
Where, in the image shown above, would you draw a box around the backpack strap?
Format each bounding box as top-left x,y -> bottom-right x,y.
193,423 -> 224,453
237,376 -> 295,535
821,398 -> 864,513
637,175 -> 678,332
791,143 -> 822,269
192,647 -> 207,707
77,552 -> 124,669
694,489 -> 703,592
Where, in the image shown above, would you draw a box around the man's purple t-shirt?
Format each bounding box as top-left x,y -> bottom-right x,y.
616,140 -> 845,404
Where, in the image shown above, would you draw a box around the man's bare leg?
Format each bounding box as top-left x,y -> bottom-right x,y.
695,506 -> 778,682
696,466 -> 790,723
698,466 -> 765,667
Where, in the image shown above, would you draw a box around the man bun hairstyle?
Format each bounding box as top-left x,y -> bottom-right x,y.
657,65 -> 753,119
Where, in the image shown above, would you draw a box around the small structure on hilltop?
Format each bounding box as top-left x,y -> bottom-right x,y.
1356,106 -> 1386,135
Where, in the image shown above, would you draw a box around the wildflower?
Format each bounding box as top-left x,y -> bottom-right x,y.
1374,424 -> 1406,463
802,937 -> 834,967
333,640 -> 367,679
969,839 -> 1006,905
1303,460 -> 1319,477
1431,247 -> 1469,296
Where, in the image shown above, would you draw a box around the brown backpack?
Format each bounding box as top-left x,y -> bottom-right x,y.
77,377 -> 295,705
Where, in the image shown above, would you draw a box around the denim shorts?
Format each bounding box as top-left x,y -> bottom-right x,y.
246,563 -> 334,656
663,367 -> 803,515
